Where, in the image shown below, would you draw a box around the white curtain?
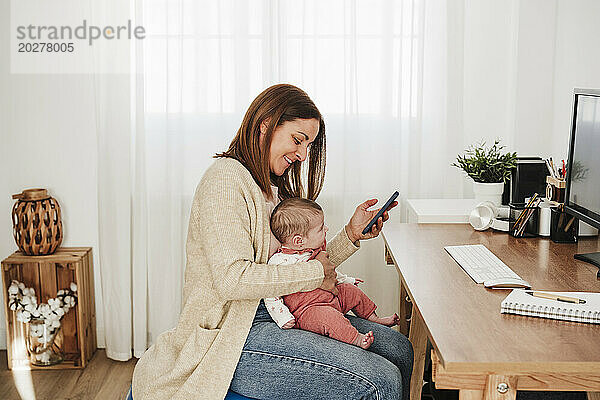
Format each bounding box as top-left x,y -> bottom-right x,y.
97,0 -> 456,360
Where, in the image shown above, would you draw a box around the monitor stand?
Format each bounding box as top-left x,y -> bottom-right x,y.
574,252 -> 600,279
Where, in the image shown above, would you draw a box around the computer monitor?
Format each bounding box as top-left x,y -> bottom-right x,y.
564,88 -> 600,277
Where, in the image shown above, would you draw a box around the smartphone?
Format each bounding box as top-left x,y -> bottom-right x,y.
361,191 -> 399,235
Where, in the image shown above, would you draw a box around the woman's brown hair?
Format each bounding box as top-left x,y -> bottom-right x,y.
214,84 -> 326,201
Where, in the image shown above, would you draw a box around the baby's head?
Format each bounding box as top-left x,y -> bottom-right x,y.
270,197 -> 328,250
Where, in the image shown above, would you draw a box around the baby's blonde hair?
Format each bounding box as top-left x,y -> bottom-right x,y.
270,197 -> 323,244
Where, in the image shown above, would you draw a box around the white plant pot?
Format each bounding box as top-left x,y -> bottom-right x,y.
472,181 -> 504,207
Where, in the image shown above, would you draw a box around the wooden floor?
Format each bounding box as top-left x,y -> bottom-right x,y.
0,350 -> 137,400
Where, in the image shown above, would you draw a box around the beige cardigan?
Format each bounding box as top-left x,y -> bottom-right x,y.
132,157 -> 360,399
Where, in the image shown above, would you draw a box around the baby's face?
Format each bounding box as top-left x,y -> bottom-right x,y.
302,212 -> 328,249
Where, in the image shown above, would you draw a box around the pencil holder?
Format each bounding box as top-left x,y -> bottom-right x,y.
509,203 -> 539,238
545,176 -> 566,204
550,208 -> 578,243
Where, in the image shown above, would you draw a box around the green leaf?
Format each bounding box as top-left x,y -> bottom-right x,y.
452,139 -> 518,183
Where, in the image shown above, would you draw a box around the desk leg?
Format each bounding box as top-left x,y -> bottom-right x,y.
484,375 -> 517,399
408,305 -> 427,400
459,375 -> 517,400
459,391 -> 484,400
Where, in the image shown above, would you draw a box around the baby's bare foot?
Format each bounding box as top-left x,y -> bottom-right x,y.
368,312 -> 400,327
352,331 -> 374,349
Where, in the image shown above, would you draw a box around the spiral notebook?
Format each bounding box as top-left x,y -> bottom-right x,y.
500,289 -> 600,324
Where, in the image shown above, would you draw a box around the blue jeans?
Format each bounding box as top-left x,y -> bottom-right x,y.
230,300 -> 413,400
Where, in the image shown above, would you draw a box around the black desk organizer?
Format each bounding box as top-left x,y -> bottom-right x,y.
550,207 -> 578,243
509,203 -> 539,238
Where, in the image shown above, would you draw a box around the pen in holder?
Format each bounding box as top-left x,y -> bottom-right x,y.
546,176 -> 566,204
550,205 -> 578,243
509,203 -> 539,238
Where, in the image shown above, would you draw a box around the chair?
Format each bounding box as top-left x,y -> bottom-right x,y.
126,385 -> 253,399
225,390 -> 254,399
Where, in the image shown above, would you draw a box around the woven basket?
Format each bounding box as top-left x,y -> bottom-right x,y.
11,189 -> 63,255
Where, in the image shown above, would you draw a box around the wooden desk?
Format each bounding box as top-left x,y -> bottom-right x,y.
382,224 -> 600,400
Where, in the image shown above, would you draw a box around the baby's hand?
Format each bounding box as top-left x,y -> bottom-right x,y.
354,278 -> 364,286
281,318 -> 295,329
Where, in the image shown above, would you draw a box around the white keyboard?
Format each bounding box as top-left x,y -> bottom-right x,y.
444,244 -> 524,284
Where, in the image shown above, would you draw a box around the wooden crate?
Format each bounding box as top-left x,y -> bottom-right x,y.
1,247 -> 97,370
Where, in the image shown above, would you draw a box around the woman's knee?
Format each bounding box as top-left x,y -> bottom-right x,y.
370,328 -> 412,400
323,353 -> 403,400
364,357 -> 403,400
332,344 -> 404,400
346,315 -> 413,398
393,331 -> 414,373
349,316 -> 413,366
337,358 -> 403,400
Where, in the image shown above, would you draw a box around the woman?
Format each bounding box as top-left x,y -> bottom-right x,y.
132,84 -> 413,399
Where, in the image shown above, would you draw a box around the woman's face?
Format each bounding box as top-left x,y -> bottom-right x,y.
260,118 -> 320,176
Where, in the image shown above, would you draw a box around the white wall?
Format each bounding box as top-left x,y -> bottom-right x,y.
0,7 -> 7,350
457,0 -> 599,199
461,0 -> 559,161
551,0 -> 600,159
513,0 -> 558,155
0,3 -> 106,350
462,0 -> 521,148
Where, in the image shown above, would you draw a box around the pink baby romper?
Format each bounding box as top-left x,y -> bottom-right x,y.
281,243 -> 377,344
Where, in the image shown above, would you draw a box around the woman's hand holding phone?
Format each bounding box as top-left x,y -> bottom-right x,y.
345,192 -> 399,243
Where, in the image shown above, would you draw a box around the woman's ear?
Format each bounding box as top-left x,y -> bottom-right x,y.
260,118 -> 271,136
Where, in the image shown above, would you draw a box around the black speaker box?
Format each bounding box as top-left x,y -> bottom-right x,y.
502,157 -> 547,205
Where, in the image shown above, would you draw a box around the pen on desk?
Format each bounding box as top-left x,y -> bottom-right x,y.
525,291 -> 586,304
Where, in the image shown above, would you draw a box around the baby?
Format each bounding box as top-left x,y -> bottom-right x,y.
264,197 -> 400,349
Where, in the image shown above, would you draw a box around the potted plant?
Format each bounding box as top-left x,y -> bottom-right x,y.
452,139 -> 517,206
